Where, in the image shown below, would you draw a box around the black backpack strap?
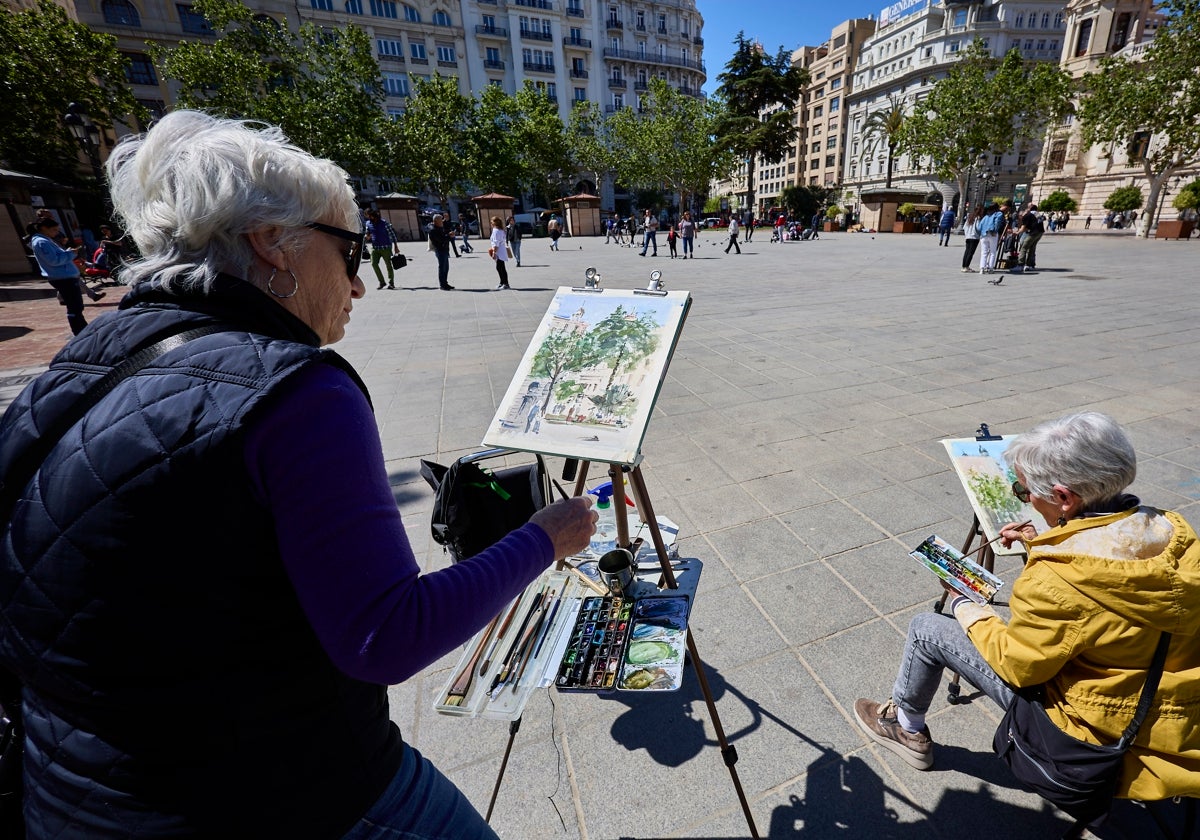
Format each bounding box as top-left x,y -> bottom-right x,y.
1117,632 -> 1172,749
0,324 -> 233,524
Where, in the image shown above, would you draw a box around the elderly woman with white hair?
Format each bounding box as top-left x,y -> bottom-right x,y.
0,111 -> 595,839
853,412 -> 1200,813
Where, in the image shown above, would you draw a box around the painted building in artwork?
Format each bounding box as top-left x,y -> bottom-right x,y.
844,0 -> 1067,231
1031,0 -> 1197,229
53,0 -> 707,210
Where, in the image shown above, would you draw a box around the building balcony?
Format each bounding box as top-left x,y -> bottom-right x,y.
438,59 -> 458,68
524,61 -> 556,74
604,104 -> 621,113
692,34 -> 703,46
601,47 -> 705,73
378,53 -> 406,64
565,5 -> 584,17
563,36 -> 592,48
634,23 -> 646,31
484,58 -> 505,70
410,56 -> 428,65
513,0 -> 552,9
520,28 -> 553,42
477,0 -> 497,4
570,68 -> 589,79
475,24 -> 508,38
633,80 -> 647,91
608,77 -> 626,89
606,17 -> 622,30
657,26 -> 667,35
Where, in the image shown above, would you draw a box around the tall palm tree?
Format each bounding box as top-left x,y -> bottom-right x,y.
861,94 -> 907,189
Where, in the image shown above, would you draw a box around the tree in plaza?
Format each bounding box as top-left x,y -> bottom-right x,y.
565,100 -> 617,202
780,184 -> 836,222
1039,190 -> 1078,213
466,84 -> 521,196
712,32 -> 808,216
1173,180 -> 1200,214
156,0 -> 387,176
508,83 -> 574,201
388,75 -> 474,211
860,94 -> 909,190
0,0 -> 144,185
896,41 -> 1072,212
605,79 -> 732,213
1076,0 -> 1200,238
1103,185 -> 1143,213
530,328 -> 592,413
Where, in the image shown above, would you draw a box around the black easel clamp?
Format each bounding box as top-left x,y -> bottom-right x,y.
975,423 -> 1002,441
721,745 -> 739,767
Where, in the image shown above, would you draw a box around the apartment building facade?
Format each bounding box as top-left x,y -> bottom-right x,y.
67,0 -> 705,207
844,0 -> 1066,226
1031,0 -> 1199,224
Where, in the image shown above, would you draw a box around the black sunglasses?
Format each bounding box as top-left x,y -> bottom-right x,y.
1011,480 -> 1032,503
307,221 -> 365,279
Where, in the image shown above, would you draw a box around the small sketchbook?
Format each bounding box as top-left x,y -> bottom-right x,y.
910,535 -> 1005,604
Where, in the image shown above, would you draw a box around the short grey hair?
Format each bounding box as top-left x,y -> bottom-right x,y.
106,110 -> 358,293
1004,411 -> 1136,507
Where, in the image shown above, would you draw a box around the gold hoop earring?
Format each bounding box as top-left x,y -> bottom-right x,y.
268,267 -> 299,299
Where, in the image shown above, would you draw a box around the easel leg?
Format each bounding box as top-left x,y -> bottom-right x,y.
485,716 -> 522,822
936,515 -> 985,705
686,630 -> 762,838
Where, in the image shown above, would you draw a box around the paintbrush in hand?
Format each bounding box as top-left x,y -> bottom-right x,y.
965,520 -> 1033,560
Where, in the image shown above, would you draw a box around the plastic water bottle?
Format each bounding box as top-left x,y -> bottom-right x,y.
589,488 -> 617,556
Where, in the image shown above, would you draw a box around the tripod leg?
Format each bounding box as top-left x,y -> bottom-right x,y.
686,629 -> 761,838
485,716 -> 522,822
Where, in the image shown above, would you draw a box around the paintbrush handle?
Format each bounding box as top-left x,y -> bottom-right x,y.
480,595 -> 523,675
966,520 -> 1033,559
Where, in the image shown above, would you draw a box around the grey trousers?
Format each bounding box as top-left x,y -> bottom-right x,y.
892,611 -> 1015,717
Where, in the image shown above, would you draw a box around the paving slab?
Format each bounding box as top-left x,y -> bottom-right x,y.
3,230 -> 1199,837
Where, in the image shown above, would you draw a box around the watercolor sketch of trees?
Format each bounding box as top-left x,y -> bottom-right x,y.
484,288 -> 690,464
943,436 -> 1036,556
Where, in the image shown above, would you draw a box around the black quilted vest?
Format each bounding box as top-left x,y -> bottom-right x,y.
0,277 -> 402,838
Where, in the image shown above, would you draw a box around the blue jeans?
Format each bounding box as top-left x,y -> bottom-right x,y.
435,250 -> 450,288
340,744 -> 498,840
510,239 -> 521,265
641,231 -> 657,255
48,276 -> 87,335
682,236 -> 693,257
892,612 -> 1014,718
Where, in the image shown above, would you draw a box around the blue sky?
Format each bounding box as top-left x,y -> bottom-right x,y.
699,0 -> 892,96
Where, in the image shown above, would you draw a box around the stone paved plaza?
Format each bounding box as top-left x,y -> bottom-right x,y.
2,227 -> 1197,838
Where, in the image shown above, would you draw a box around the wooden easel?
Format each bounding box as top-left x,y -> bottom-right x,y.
484,456 -> 761,838
932,513 -> 995,705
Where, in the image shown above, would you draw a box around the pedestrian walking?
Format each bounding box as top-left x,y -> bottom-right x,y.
505,216 -> 522,267
679,211 -> 695,259
365,209 -> 398,290
548,213 -> 562,251
666,223 -> 678,258
29,217 -> 94,335
937,207 -> 956,246
810,211 -> 823,240
489,215 -> 511,290
639,210 -> 658,256
725,217 -> 741,254
458,219 -> 474,253
1013,203 -> 1045,273
960,207 -> 982,273
1085,215 -> 1092,229
745,214 -> 755,242
428,214 -> 454,290
774,213 -> 786,244
977,203 -> 1005,274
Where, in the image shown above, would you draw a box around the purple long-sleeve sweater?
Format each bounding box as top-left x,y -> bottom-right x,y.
243,364 -> 553,684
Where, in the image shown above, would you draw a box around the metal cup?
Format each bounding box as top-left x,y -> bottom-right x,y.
597,548 -> 636,597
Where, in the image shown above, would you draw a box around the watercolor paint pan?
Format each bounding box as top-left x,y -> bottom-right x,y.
554,595 -> 635,692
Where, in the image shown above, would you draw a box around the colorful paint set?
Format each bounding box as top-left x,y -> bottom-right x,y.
556,594 -> 689,693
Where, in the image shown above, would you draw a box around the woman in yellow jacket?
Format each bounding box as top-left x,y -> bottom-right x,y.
854,411 -> 1200,804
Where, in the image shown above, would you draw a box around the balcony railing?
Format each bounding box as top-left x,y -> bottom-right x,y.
606,18 -> 622,29
563,36 -> 592,48
608,77 -> 626,89
475,24 -> 508,37
378,54 -> 405,64
437,59 -> 458,68
601,47 -> 705,72
570,68 -> 589,79
484,59 -> 505,69
692,34 -> 703,46
634,23 -> 646,31
633,80 -> 647,91
513,0 -> 552,9
565,5 -> 584,16
520,28 -> 553,41
409,56 -> 428,64
523,61 -> 556,73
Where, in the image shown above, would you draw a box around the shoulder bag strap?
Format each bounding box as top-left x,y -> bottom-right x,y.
1117,631 -> 1172,749
0,323 -> 232,524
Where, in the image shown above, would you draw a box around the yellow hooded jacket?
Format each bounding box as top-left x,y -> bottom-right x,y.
954,507 -> 1200,801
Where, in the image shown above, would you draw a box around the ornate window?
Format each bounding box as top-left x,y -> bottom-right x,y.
102,0 -> 141,26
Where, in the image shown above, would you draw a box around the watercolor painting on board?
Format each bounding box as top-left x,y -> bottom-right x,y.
483,287 -> 691,464
942,435 -> 1037,556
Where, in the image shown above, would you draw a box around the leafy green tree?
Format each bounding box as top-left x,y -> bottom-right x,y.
0,0 -> 144,185
509,84 -> 574,201
566,100 -> 616,200
1077,0 -> 1200,238
531,329 -> 590,412
1173,180 -> 1200,213
968,471 -> 1024,524
389,75 -> 473,210
1039,190 -> 1078,213
1103,186 -> 1143,213
702,195 -> 726,213
861,94 -> 908,190
713,32 -> 808,216
156,0 -> 387,176
897,41 -> 1071,212
466,84 -> 521,196
586,305 -> 660,394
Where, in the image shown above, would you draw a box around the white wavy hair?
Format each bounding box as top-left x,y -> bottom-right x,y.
1004,411 -> 1137,507
106,110 -> 358,293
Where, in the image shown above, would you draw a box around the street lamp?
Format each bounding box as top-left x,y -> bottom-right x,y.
63,102 -> 103,184
1155,176 -> 1182,232
978,170 -> 997,209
